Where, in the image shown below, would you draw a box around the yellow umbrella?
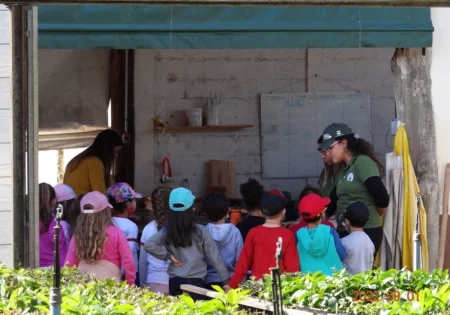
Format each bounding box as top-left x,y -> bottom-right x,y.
393,124 -> 429,272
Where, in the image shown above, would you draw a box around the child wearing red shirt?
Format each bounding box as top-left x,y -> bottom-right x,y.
290,185 -> 335,235
228,191 -> 299,289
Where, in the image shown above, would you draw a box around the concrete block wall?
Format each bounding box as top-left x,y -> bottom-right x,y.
134,48 -> 395,199
0,6 -> 12,267
39,49 -> 110,132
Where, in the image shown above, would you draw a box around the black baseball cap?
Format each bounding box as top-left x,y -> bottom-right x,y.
343,201 -> 369,226
318,123 -> 354,151
260,192 -> 286,217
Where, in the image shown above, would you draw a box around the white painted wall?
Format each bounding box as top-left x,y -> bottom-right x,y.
0,6 -> 12,267
431,8 -> 450,215
134,48 -> 395,198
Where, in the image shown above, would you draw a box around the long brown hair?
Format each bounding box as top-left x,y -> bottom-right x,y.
320,163 -> 344,187
151,186 -> 172,231
73,205 -> 113,263
39,183 -> 56,233
336,134 -> 384,173
66,129 -> 123,187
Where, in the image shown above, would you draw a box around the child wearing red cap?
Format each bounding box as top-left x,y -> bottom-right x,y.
290,185 -> 336,235
296,194 -> 346,276
228,191 -> 299,289
65,191 -> 136,285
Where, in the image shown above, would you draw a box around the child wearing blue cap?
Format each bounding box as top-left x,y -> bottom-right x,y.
144,187 -> 230,299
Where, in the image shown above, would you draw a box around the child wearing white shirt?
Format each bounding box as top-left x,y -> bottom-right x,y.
340,201 -> 375,275
139,186 -> 172,294
107,182 -> 142,283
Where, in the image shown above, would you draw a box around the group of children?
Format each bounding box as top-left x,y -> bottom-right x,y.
38,177 -> 374,297
39,182 -> 141,285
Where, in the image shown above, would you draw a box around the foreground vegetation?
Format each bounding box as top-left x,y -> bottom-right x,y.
1,265 -> 450,314
0,266 -> 251,315
240,268 -> 450,314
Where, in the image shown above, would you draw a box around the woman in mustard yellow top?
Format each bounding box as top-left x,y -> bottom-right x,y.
63,129 -> 123,196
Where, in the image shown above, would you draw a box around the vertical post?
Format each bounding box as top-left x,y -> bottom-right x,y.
270,237 -> 283,315
26,5 -> 39,268
11,4 -> 26,268
50,205 -> 63,315
57,149 -> 64,183
391,48 -> 438,271
413,195 -> 422,271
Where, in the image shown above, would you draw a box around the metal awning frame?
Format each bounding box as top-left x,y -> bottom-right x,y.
2,0 -> 450,7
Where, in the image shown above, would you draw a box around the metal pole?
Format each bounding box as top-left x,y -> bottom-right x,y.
270,237 -> 283,315
413,194 -> 422,271
50,205 -> 63,315
26,4 -> 39,268
11,4 -> 27,268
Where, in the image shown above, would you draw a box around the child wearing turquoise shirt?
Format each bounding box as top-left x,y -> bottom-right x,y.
296,194 -> 346,276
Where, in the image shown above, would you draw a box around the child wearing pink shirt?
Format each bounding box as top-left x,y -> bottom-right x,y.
65,191 -> 136,285
39,183 -> 68,268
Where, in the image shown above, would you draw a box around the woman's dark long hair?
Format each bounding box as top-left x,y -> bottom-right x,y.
66,129 -> 123,187
337,134 -> 384,173
39,183 -> 56,233
166,207 -> 196,248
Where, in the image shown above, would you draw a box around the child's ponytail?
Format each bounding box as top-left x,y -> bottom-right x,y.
151,186 -> 172,231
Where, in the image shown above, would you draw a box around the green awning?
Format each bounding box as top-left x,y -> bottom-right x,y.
38,5 -> 433,49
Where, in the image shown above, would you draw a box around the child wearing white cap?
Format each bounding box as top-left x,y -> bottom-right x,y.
144,187 -> 230,299
65,191 -> 136,285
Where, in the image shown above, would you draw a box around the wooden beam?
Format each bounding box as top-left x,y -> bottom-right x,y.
2,0 -> 450,6
112,49 -> 136,186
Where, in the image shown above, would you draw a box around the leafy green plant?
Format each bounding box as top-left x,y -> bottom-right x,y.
0,266 -> 253,315
240,268 -> 450,314
2,265 -> 449,315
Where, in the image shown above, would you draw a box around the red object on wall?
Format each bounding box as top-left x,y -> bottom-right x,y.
161,157 -> 172,177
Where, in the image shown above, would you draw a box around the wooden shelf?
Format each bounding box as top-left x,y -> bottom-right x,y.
154,124 -> 254,131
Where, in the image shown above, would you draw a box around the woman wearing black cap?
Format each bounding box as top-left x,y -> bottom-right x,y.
318,123 -> 389,256
317,135 -> 343,199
